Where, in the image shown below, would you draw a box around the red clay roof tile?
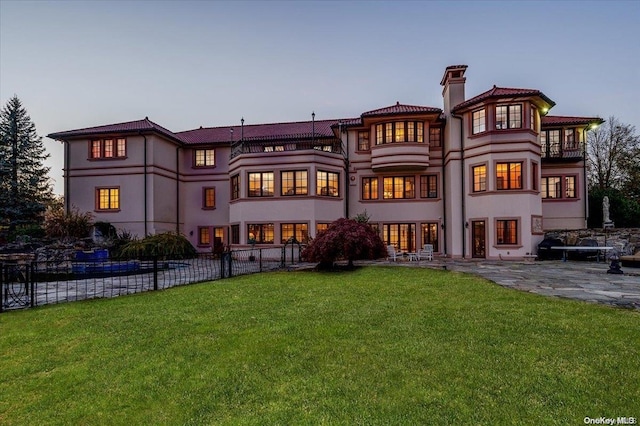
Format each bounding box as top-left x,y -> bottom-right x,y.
47,117 -> 183,143
542,115 -> 604,127
452,86 -> 555,112
361,102 -> 442,118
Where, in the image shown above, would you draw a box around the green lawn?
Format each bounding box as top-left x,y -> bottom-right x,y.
1,266 -> 638,425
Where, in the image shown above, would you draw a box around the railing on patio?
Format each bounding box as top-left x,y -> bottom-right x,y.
0,247 -> 301,313
541,141 -> 583,161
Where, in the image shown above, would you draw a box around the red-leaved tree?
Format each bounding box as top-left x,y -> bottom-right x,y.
301,218 -> 387,269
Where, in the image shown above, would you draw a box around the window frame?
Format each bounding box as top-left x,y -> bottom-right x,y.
230,174 -> 240,200
383,176 -> 415,199
316,170 -> 340,197
496,162 -> 523,190
421,222 -> 439,252
89,138 -> 126,160
202,187 -> 216,209
248,171 -> 274,197
495,104 -> 522,130
429,127 -> 442,148
362,176 -> 379,200
198,226 -> 211,246
230,224 -> 240,244
95,187 -> 120,211
194,148 -> 216,168
357,131 -> 370,151
472,108 -> 486,135
247,223 -> 274,244
419,175 -> 438,198
280,223 -> 309,244
496,219 -> 518,246
281,170 -> 308,196
374,121 -> 424,144
472,164 -> 487,193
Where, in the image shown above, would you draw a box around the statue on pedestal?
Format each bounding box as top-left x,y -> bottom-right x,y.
603,196 -> 614,228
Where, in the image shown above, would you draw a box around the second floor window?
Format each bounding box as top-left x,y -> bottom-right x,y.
495,104 -> 522,130
194,149 -> 215,167
281,170 -> 308,196
317,170 -> 339,197
90,138 -> 126,159
472,109 -> 486,134
541,177 -> 561,199
383,176 -> 415,199
375,121 -> 424,144
420,175 -> 437,198
496,162 -> 522,190
473,165 -> 487,192
362,177 -> 378,200
231,175 -> 240,200
203,187 -> 215,208
429,127 -> 442,148
358,131 -> 370,151
248,172 -> 274,197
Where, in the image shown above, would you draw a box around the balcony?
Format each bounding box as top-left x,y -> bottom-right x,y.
231,138 -> 342,159
370,142 -> 430,172
541,142 -> 584,163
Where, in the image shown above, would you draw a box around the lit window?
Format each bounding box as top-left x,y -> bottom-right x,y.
198,227 -> 211,246
382,223 -> 416,252
194,149 -> 215,167
497,220 -> 518,245
473,165 -> 487,192
281,223 -> 309,244
421,223 -> 439,252
362,177 -> 378,200
495,104 -> 522,130
420,175 -> 437,198
358,131 -> 370,151
203,187 -> 216,208
383,176 -> 415,199
374,122 -> 424,144
496,162 -> 522,190
281,170 -> 308,196
90,138 -> 127,159
247,223 -> 274,244
316,223 -> 330,234
231,175 -> 240,200
96,188 -> 119,211
317,170 -> 339,197
248,172 -> 274,197
472,109 -> 486,134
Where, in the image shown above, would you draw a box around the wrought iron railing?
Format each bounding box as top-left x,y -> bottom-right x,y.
230,138 -> 343,159
541,142 -> 584,161
0,248 -> 302,312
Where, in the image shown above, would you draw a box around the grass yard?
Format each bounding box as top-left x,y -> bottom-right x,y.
1,266 -> 638,425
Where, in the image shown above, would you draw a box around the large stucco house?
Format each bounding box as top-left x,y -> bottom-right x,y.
48,65 -> 602,260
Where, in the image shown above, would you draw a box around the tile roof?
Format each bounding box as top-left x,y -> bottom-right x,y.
452,86 -> 555,112
361,102 -> 442,118
542,115 -> 604,127
48,117 -> 183,143
176,119 -> 344,145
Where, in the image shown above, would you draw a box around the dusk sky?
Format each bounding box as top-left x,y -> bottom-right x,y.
1,0 -> 639,195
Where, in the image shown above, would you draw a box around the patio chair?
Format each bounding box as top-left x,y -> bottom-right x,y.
419,244 -> 434,261
387,245 -> 398,262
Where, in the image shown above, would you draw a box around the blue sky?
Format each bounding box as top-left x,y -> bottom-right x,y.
1,0 -> 639,194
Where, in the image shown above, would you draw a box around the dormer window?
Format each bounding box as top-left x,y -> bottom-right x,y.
495,104 -> 522,130
375,121 -> 424,144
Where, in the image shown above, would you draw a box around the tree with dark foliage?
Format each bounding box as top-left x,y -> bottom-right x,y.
301,218 -> 387,269
0,96 -> 52,231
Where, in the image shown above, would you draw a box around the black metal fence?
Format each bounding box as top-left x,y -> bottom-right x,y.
1,246 -> 304,313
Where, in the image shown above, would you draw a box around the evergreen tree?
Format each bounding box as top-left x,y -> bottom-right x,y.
0,95 -> 53,231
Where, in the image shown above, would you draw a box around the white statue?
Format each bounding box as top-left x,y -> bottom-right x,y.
603,196 -> 611,223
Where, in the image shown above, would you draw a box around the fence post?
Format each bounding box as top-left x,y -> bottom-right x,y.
30,262 -> 35,308
153,257 -> 158,291
220,252 -> 226,279
259,248 -> 263,272
0,263 -> 4,313
227,250 -> 233,278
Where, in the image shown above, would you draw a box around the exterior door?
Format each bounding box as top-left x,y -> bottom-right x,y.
472,220 -> 486,258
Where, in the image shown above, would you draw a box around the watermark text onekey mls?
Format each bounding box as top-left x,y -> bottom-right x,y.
584,417 -> 637,425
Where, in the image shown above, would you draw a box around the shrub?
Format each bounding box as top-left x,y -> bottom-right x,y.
117,232 -> 196,260
44,205 -> 94,239
301,218 -> 387,269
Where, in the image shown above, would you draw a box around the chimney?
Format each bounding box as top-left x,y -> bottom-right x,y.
441,65 -> 468,116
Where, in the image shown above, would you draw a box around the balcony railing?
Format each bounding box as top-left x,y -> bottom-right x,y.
541,141 -> 584,161
231,138 -> 343,159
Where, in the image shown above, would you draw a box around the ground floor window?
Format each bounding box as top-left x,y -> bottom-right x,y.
198,227 -> 225,249
421,223 -> 438,252
496,219 -> 518,245
248,223 -> 274,244
281,223 -> 309,244
96,187 -> 119,211
231,225 -> 240,244
382,223 -> 416,252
